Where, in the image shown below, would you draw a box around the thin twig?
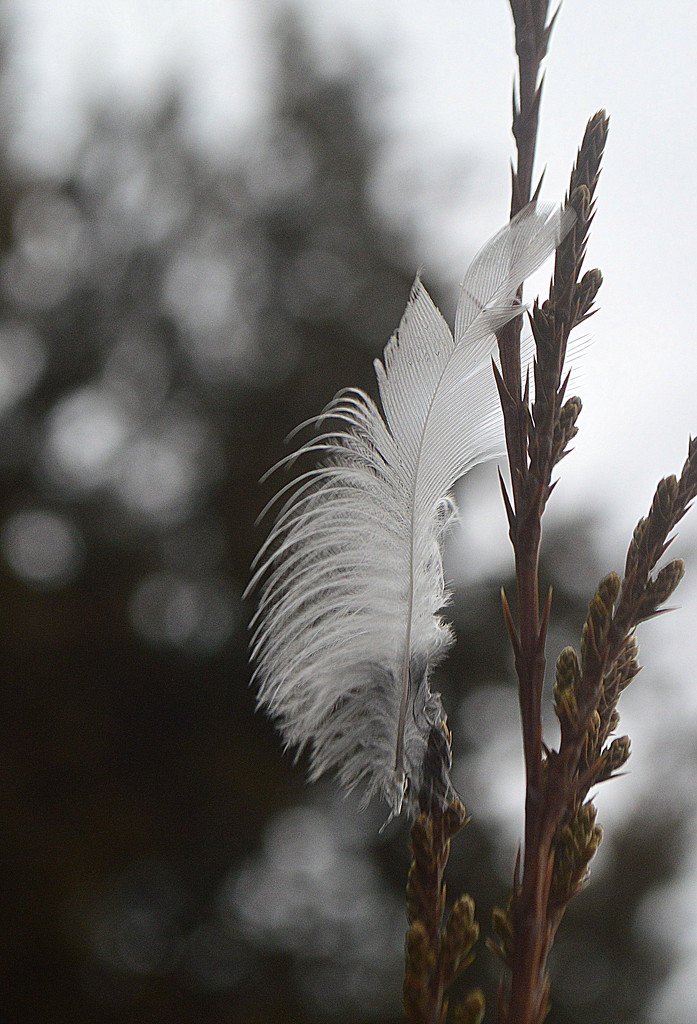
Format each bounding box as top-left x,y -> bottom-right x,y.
496,3 -> 610,1020
403,796 -> 482,1024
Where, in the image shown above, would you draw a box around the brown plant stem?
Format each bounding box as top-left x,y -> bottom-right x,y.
497,3 -> 609,1020
495,5 -> 555,1020
403,799 -> 481,1024
497,0 -> 553,428
497,0 -> 552,802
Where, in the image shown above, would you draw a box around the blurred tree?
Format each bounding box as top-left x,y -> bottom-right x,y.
0,15 -> 687,1024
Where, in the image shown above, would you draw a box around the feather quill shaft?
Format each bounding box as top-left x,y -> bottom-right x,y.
248,201 -> 574,818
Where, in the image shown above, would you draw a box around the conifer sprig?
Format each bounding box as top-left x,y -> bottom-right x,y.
491,3 -> 696,1021
403,794 -> 482,1024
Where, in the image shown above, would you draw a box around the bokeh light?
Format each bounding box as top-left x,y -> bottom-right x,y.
128,570 -> 238,653
222,801 -> 404,1019
1,508 -> 82,587
44,385 -> 131,491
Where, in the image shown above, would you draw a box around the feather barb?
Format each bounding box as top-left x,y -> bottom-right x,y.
249,200 -> 575,818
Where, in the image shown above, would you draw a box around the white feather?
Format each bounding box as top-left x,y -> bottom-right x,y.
248,201 -> 575,819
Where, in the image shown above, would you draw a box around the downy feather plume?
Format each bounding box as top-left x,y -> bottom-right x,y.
248,201 -> 575,820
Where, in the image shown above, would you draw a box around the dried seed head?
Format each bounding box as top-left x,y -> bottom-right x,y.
555,645 -> 581,693
452,989 -> 485,1024
551,802 -> 603,905
554,688 -> 579,732
603,734 -> 631,777
576,267 -> 603,319
646,559 -> 685,610
444,892 -> 476,938
589,709 -> 601,737
597,635 -> 641,731
553,396 -> 582,463
554,645 -> 581,728
597,572 -> 621,609
581,573 -> 620,666
630,475 -> 680,575
613,635 -> 640,690
406,920 -> 432,964
410,813 -> 435,865
489,904 -> 515,966
442,798 -> 468,839
569,182 -> 591,223
404,921 -> 435,1019
625,516 -> 650,577
441,894 -> 479,984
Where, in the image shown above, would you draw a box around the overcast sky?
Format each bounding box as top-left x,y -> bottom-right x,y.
7,0 -> 697,538
5,2 -> 697,1016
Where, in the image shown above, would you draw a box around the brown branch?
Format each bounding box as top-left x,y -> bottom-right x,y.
493,8 -> 695,1024
403,799 -> 482,1024
542,440 -> 697,945
496,5 -> 611,1021
499,112 -> 608,1024
497,0 -> 553,433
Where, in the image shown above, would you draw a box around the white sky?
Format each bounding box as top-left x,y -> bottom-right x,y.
5,1 -> 697,1014
7,0 -> 697,545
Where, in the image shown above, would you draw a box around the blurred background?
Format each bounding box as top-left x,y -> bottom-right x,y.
2,2 -> 697,1023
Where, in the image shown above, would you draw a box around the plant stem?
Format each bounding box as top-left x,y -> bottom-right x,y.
497,3 -> 557,1020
